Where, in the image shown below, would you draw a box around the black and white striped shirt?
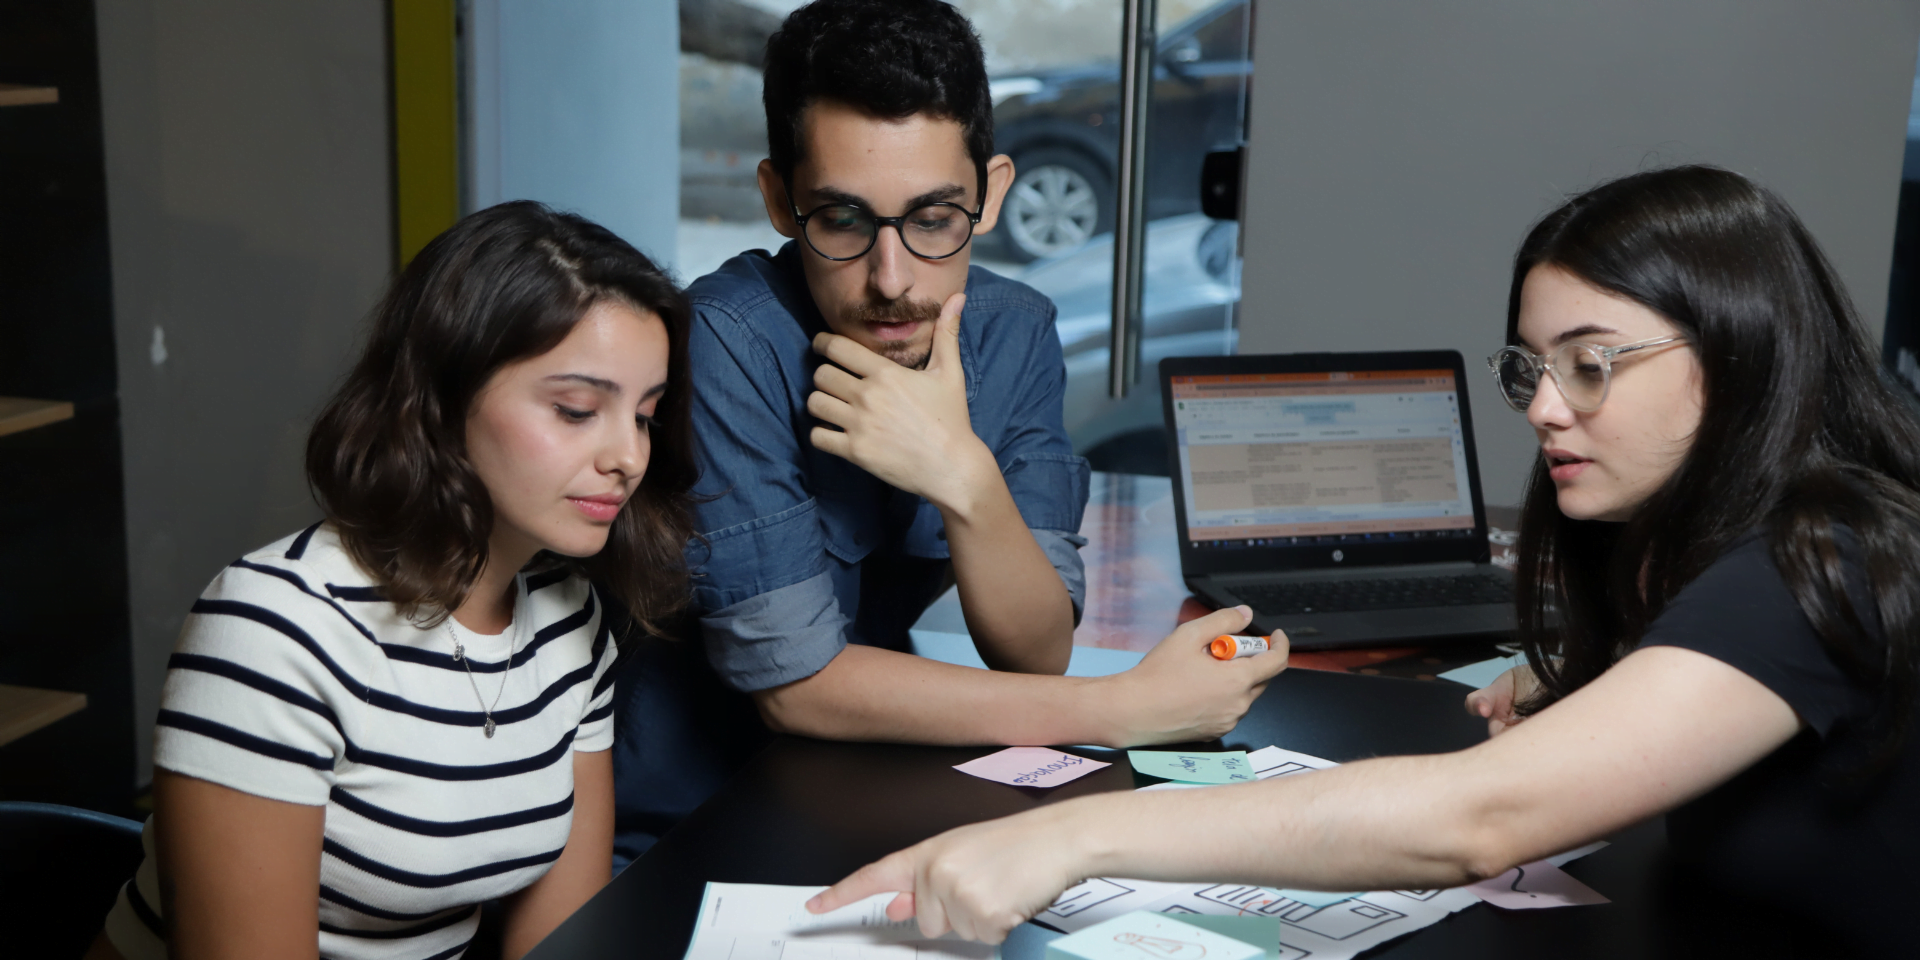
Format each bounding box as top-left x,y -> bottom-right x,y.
103,523 -> 619,960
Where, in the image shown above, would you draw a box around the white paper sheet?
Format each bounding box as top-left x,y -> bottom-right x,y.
1035,746 -> 1609,959
1465,860 -> 1609,909
1141,885 -> 1484,960
685,883 -> 999,960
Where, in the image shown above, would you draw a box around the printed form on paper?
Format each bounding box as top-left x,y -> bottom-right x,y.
684,883 -> 998,960
1035,747 -> 1609,960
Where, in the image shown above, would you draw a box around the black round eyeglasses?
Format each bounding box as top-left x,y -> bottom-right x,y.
790,201 -> 983,261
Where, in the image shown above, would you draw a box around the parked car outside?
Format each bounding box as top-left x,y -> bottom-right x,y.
988,0 -> 1251,262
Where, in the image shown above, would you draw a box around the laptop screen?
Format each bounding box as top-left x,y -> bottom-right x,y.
1169,369 -> 1477,550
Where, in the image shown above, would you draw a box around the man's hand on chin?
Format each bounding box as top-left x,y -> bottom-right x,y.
807,292 -> 996,510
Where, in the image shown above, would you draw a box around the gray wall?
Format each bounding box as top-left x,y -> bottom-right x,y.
95,1 -> 394,780
1239,0 -> 1920,507
463,0 -> 680,271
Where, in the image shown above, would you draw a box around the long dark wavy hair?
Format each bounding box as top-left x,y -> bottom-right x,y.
1508,165 -> 1920,774
307,201 -> 699,634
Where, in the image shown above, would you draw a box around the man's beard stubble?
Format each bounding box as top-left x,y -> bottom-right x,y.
844,295 -> 942,370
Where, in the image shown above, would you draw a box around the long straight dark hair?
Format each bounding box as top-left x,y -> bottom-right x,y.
1508,166 -> 1920,773
307,201 -> 699,634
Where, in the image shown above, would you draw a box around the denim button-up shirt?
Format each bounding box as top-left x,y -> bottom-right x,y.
685,242 -> 1091,693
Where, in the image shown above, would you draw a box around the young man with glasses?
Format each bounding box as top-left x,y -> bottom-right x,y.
608,0 -> 1283,862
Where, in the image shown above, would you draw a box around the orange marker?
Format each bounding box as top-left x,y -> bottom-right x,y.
1210,634 -> 1271,660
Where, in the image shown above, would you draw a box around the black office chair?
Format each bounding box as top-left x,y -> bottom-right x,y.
0,801 -> 145,960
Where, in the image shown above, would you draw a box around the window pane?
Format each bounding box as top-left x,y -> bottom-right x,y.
677,0 -> 789,283
983,1 -> 1245,474
1886,43 -> 1920,398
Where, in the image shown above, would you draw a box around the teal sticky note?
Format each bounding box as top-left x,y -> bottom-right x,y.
1159,915 -> 1280,960
1127,750 -> 1255,783
1047,911 -> 1263,960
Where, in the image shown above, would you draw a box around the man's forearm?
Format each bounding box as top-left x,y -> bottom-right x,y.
936,452 -> 1075,674
754,644 -> 1113,745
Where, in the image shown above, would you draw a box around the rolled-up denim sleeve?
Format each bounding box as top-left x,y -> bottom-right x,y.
1032,528 -> 1089,625
1003,452 -> 1092,533
985,297 -> 1093,621
701,569 -> 849,692
686,295 -> 850,687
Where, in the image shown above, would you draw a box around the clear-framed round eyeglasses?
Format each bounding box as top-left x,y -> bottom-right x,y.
1487,336 -> 1685,412
789,201 -> 983,261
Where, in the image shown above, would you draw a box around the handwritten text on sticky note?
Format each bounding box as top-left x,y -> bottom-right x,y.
954,747 -> 1110,788
1128,750 -> 1255,783
1466,860 -> 1609,909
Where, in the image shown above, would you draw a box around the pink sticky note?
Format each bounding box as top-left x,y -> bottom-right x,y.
953,747 -> 1110,788
1468,860 -> 1610,909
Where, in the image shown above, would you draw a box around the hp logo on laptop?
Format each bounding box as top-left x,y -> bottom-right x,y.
1332,549 -> 1345,562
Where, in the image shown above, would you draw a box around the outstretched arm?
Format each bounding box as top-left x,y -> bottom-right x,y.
808,294 -> 1074,674
810,645 -> 1801,943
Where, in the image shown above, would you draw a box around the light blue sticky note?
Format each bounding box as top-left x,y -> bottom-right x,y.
1158,915 -> 1280,960
1048,911 -> 1263,960
1437,652 -> 1528,689
1128,750 -> 1255,784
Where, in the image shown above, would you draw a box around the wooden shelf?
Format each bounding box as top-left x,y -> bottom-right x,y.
0,397 -> 75,437
0,84 -> 59,107
0,685 -> 87,748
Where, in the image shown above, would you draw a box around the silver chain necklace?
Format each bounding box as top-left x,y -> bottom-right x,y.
446,607 -> 518,739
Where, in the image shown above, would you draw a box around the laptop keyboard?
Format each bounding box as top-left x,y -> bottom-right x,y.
1230,574 -> 1513,616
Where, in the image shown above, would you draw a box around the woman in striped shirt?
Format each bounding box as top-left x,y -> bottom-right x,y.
91,201 -> 700,960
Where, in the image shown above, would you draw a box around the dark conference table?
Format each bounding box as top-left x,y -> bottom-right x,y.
530,476 -> 1804,960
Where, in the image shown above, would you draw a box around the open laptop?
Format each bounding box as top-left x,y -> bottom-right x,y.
1159,350 -> 1515,651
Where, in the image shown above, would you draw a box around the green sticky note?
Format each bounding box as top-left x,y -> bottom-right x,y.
1161,915 -> 1282,960
1128,750 -> 1255,783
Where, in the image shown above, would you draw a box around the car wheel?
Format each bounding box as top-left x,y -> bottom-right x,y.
998,148 -> 1112,262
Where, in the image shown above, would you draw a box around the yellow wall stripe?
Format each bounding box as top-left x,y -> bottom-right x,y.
391,0 -> 459,267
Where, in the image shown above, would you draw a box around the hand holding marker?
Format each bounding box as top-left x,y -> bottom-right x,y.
1210,634 -> 1272,660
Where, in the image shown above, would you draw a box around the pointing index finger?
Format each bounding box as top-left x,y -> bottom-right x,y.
807,854 -> 916,916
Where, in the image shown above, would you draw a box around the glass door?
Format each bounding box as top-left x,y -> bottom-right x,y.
986,0 -> 1251,475
1885,44 -> 1920,396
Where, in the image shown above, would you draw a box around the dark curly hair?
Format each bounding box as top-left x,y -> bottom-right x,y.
763,0 -> 993,196
307,201 -> 699,635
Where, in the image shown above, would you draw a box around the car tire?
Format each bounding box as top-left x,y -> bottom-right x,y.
995,147 -> 1113,263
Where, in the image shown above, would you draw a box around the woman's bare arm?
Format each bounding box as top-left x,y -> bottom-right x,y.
812,645 -> 1804,943
499,750 -> 615,959
155,771 -> 326,960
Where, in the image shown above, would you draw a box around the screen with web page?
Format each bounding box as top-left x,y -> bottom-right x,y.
1171,370 -> 1476,549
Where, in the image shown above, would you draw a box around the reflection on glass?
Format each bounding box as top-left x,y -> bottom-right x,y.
1884,41 -> 1920,398
987,0 -> 1250,472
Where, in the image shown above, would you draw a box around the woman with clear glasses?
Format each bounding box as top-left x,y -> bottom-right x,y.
805,166 -> 1920,956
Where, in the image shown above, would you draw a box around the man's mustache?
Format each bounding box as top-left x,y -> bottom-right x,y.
845,296 -> 942,326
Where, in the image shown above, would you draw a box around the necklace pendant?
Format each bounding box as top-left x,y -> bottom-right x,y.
452,642 -> 464,662
484,718 -> 496,739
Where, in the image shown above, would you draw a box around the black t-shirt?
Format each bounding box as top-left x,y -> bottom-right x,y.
1637,532 -> 1917,956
